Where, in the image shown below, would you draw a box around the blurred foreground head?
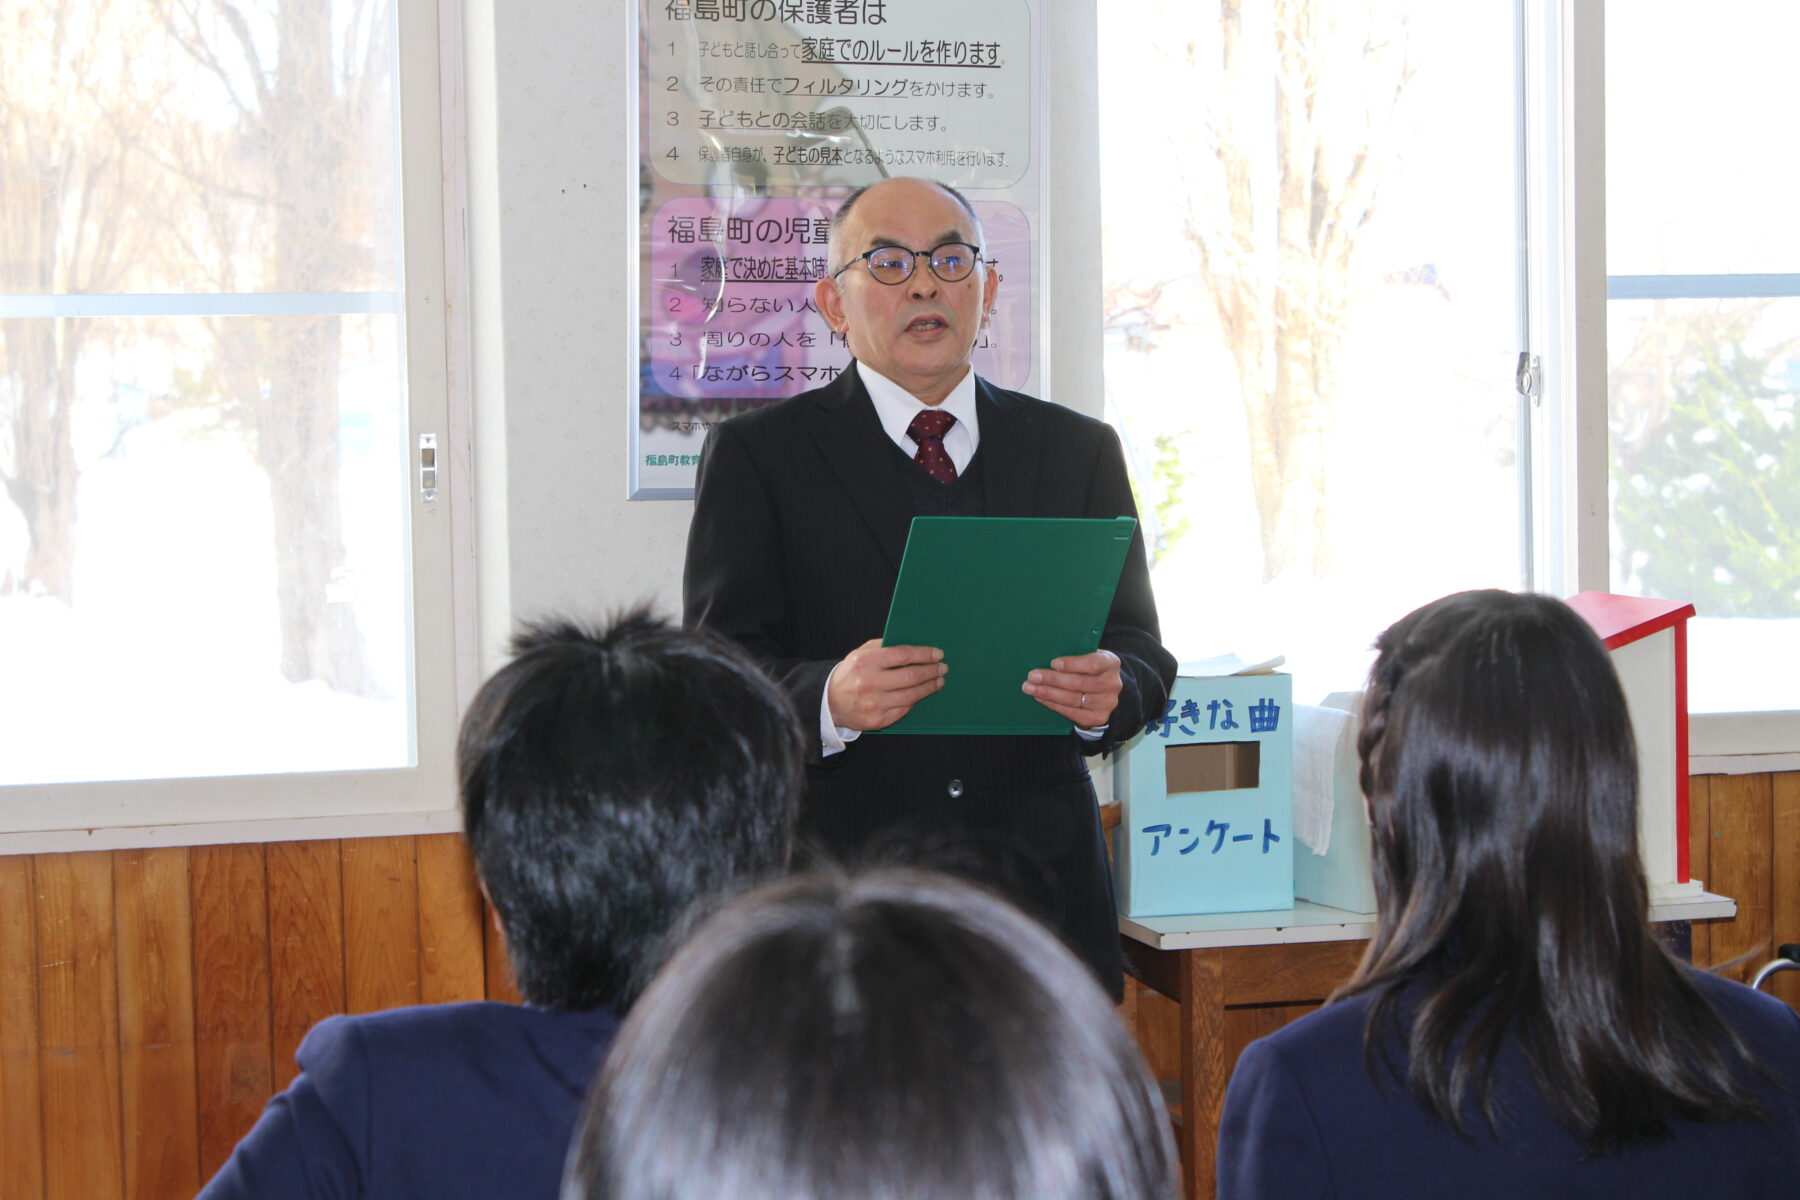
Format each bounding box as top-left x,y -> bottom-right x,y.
566,868 -> 1178,1200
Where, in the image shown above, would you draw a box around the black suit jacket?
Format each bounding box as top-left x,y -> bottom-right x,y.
684,367 -> 1175,992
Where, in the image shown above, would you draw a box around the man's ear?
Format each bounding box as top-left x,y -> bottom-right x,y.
980,260 -> 998,324
815,275 -> 847,333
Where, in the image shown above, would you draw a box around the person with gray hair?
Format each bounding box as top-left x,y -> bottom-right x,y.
684,175 -> 1175,998
564,867 -> 1178,1200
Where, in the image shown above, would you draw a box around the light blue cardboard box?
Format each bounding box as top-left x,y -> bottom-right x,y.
1114,674 -> 1294,916
1290,697 -> 1378,914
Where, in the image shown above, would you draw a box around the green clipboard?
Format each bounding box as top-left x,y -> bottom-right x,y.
875,516 -> 1137,735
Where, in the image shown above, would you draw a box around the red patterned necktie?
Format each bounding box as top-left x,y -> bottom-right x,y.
907,409 -> 959,484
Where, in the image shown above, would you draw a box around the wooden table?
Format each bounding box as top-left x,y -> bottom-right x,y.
1120,890 -> 1737,1200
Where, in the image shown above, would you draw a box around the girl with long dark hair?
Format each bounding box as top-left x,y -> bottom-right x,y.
1218,590 -> 1799,1197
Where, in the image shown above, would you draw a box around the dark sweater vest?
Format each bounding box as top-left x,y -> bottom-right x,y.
889,433 -> 987,516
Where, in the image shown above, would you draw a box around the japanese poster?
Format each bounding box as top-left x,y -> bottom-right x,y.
631,0 -> 1044,497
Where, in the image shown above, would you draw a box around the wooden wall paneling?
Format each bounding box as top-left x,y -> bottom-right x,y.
1704,773 -> 1773,985
0,855 -> 46,1200
266,840 -> 345,1092
0,771 -> 1787,1200
1687,775 -> 1713,966
483,893 -> 523,1004
342,836 -> 421,1014
35,851 -> 124,1200
114,848 -> 201,1200
417,835 -> 487,1005
191,843 -> 272,1182
1771,772 -> 1800,1008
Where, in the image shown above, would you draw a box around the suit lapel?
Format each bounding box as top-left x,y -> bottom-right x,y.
806,367 -> 915,571
975,378 -> 1042,518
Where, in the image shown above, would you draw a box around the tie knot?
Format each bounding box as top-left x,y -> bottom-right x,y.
908,409 -> 957,443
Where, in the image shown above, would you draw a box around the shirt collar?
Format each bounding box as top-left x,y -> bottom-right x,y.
857,361 -> 981,449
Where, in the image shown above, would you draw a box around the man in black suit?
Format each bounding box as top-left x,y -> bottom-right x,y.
683,176 -> 1175,995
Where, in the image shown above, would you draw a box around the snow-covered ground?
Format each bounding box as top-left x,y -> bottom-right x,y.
1,352 -> 411,788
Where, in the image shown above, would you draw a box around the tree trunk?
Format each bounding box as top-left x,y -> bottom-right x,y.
254,315 -> 375,693
1,316 -> 81,601
1189,0 -> 1397,585
245,0 -> 375,695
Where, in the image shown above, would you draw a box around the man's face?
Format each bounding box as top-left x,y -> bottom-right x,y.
814,178 -> 998,406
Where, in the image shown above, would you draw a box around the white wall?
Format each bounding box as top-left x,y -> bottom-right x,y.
462,0 -> 1102,669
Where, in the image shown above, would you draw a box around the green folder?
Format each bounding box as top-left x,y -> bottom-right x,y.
876,516 -> 1138,735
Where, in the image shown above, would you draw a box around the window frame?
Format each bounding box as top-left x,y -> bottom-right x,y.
1569,0 -> 1800,766
1089,0 -> 1796,770
0,0 -> 473,852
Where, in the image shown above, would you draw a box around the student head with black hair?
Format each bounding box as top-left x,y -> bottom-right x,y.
1218,590 -> 1800,1198
565,867 -> 1178,1200
199,609 -> 804,1200
460,610 -> 803,1011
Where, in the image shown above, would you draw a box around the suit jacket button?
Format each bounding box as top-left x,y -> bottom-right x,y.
947,779 -> 964,799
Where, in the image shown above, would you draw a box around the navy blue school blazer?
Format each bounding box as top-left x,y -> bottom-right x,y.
197,1000 -> 618,1200
1218,969 -> 1800,1199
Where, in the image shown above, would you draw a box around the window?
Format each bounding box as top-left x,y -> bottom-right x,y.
1099,0 -> 1533,703
1102,0 -> 1794,760
1605,0 -> 1800,731
0,0 -> 459,839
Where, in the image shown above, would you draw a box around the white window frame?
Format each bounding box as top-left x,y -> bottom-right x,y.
0,0 -> 475,852
1088,1 -> 1795,772
1556,0 -> 1800,771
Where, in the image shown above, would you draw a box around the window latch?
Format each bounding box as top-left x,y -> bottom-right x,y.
1515,352 -> 1542,406
419,433 -> 438,502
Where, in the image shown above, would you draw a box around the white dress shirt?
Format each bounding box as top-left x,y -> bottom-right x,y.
861,360 -> 981,474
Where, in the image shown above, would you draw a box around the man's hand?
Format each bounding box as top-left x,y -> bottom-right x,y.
827,639 -> 947,732
1022,649 -> 1122,729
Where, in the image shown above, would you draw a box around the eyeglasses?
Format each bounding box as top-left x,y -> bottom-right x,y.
830,242 -> 982,286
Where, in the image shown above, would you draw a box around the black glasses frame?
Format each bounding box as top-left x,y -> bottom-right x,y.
829,242 -> 983,285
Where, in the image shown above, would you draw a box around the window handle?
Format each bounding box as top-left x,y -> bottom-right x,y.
419,433 -> 438,502
1515,352 -> 1542,406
